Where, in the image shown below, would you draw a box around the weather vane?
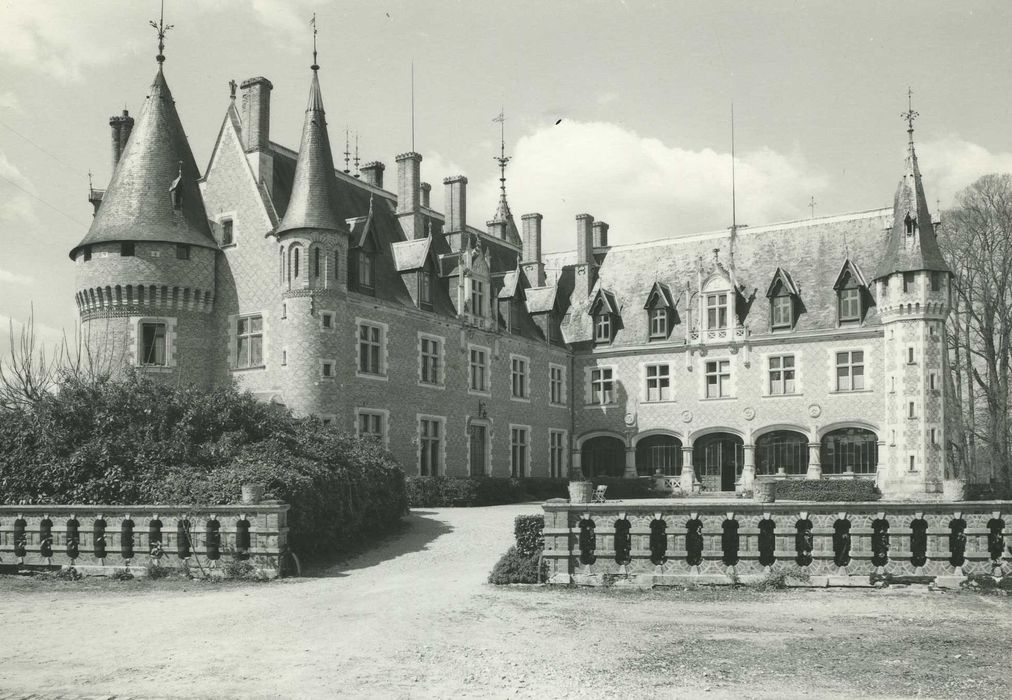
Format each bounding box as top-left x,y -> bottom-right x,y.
149,0 -> 174,65
493,109 -> 510,199
310,13 -> 319,70
901,87 -> 919,133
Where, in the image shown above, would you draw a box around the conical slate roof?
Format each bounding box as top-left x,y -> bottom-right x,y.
70,68 -> 214,258
873,131 -> 950,279
275,69 -> 346,236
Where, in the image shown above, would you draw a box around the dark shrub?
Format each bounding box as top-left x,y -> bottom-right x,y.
965,482 -> 1012,501
0,374 -> 407,559
514,515 -> 545,556
488,545 -> 546,584
774,479 -> 881,502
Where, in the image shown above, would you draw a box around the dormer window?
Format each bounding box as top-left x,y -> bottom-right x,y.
903,271 -> 915,293
771,294 -> 792,329
594,313 -> 612,343
222,218 -> 234,245
470,278 -> 485,317
838,287 -> 861,322
357,251 -> 374,291
766,269 -> 800,332
419,270 -> 432,309
649,308 -> 668,339
706,292 -> 729,330
644,282 -> 675,341
834,260 -> 871,326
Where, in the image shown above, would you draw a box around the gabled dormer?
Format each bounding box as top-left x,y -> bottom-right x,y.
589,286 -> 620,344
347,197 -> 380,295
644,281 -> 677,341
391,233 -> 436,310
497,266 -> 528,334
765,267 -> 802,332
525,284 -> 561,343
834,259 -> 872,325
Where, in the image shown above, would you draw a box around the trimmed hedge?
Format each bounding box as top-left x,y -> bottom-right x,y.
406,475 -> 660,507
772,478 -> 881,502
514,514 -> 544,555
0,374 -> 407,558
489,514 -> 548,584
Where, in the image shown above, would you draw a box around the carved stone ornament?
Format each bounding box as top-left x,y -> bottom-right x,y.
681,410 -> 693,423
743,407 -> 756,421
808,403 -> 822,418
624,412 -> 636,427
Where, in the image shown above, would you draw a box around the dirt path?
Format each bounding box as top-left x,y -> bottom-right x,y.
0,504 -> 1009,699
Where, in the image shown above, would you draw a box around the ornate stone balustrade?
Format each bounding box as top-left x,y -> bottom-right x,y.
0,504 -> 289,577
542,499 -> 1010,587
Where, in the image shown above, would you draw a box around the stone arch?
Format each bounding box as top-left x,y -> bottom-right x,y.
755,429 -> 810,476
692,429 -> 744,492
634,431 -> 683,476
575,429 -> 628,449
820,426 -> 879,475
751,422 -> 811,440
816,420 -> 879,440
578,432 -> 626,479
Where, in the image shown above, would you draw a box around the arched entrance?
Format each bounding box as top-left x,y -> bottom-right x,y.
820,427 -> 878,474
693,432 -> 744,491
755,430 -> 809,476
635,434 -> 682,476
581,436 -> 625,478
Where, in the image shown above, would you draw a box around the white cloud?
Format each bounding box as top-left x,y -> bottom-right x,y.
466,120 -> 827,252
0,151 -> 38,227
418,151 -> 467,194
918,137 -> 1012,208
0,269 -> 34,286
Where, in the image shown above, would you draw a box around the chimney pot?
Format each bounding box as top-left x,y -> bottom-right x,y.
361,161 -> 385,189
576,213 -> 595,266
420,182 -> 431,209
592,221 -> 609,248
239,77 -> 273,152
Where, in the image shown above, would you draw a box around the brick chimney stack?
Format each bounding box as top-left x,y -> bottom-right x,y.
420,182 -> 431,209
361,161 -> 385,189
592,221 -> 609,248
395,152 -> 423,239
521,213 -> 545,287
575,213 -> 596,295
240,77 -> 273,152
109,110 -> 134,170
444,175 -> 467,232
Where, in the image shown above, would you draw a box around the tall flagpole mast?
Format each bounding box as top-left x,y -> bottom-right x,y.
411,60 -> 415,152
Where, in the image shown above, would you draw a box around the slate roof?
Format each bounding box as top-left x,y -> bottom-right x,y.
71,68 -> 215,258
275,69 -> 348,236
561,208 -> 892,346
874,138 -> 950,278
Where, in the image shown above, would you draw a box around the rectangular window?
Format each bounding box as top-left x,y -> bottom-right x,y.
120,242 -> 135,257
419,418 -> 442,476
835,350 -> 865,391
930,373 -> 937,391
358,323 -> 383,375
420,336 -> 441,385
903,272 -> 915,292
321,312 -> 333,329
358,252 -> 374,290
909,455 -> 916,472
222,218 -> 234,245
645,364 -> 670,402
82,246 -> 92,262
769,355 -> 796,395
140,322 -> 166,366
419,270 -> 432,309
357,410 -> 385,440
511,427 -> 529,478
176,244 -> 190,260
838,288 -> 861,322
706,293 -> 728,329
594,314 -> 611,343
931,272 -> 941,291
705,359 -> 731,398
907,347 -> 915,364
649,308 -> 668,338
772,295 -> 793,329
235,315 -> 263,368
590,368 -> 614,405
931,428 -> 937,444
471,279 -> 485,317
511,356 -> 528,399
908,401 -> 916,418
549,430 -> 566,478
550,364 -> 566,405
321,361 -> 334,378
469,347 -> 488,392
281,349 -> 287,366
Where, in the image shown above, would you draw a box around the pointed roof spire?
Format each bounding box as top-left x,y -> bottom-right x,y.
491,108 -> 513,223
149,0 -> 173,66
275,16 -> 347,237
873,89 -> 949,279
70,61 -> 213,259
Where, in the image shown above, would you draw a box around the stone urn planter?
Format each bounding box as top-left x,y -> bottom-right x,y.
753,479 -> 777,503
241,483 -> 265,505
942,479 -> 966,502
568,481 -> 594,504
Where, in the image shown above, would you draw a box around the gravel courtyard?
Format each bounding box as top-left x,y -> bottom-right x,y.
0,504 -> 1009,699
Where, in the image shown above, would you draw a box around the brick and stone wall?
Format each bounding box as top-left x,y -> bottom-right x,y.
0,504 -> 289,577
543,499 -> 1011,587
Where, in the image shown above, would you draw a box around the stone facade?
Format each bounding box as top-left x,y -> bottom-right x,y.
71,57 -> 954,497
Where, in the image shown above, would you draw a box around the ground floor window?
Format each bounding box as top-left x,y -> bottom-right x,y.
580,436 -> 625,478
140,321 -> 166,366
821,427 -> 878,474
511,426 -> 529,477
419,417 -> 442,476
549,430 -> 567,478
755,430 -> 809,475
635,434 -> 682,476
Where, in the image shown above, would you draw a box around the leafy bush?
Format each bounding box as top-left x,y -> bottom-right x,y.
54,566 -> 82,581
0,373 -> 407,558
514,515 -> 545,556
965,482 -> 1012,501
110,568 -> 134,581
487,546 -> 546,584
145,563 -> 171,580
774,479 -> 881,502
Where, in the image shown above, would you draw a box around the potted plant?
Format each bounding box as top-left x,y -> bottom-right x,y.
568,466 -> 594,504
753,477 -> 777,503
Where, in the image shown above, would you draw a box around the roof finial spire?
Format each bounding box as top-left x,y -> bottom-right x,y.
343,126 -> 351,173
149,0 -> 174,66
902,87 -> 919,141
353,132 -> 361,176
310,13 -> 319,71
493,108 -> 510,201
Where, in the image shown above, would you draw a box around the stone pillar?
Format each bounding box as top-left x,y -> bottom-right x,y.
741,444 -> 756,490
806,442 -> 822,480
680,444 -> 695,492
624,446 -> 638,479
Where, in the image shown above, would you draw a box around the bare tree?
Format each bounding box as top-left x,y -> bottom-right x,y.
0,308 -> 62,411
939,173 -> 1012,490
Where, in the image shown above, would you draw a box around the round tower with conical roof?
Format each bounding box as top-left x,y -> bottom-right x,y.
873,102 -> 952,497
70,36 -> 219,385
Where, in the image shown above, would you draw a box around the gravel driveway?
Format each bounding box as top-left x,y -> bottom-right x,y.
0,504 -> 1009,699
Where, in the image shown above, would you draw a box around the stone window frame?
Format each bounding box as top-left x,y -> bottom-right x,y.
320,359 -> 336,379
128,315 -> 177,372
549,362 -> 568,407
509,423 -> 532,478
232,312 -> 266,370
417,414 -> 446,477
355,318 -> 389,381
831,346 -> 872,393
549,429 -> 569,478
355,407 -> 390,448
417,331 -> 446,389
217,210 -> 238,248
586,365 -> 617,406
509,353 -> 531,402
642,362 -> 673,403
702,356 -> 733,399
765,353 -> 800,396
319,310 -> 336,331
467,343 -> 492,396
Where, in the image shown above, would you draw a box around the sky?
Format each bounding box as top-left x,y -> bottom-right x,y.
2,0 -> 1012,356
